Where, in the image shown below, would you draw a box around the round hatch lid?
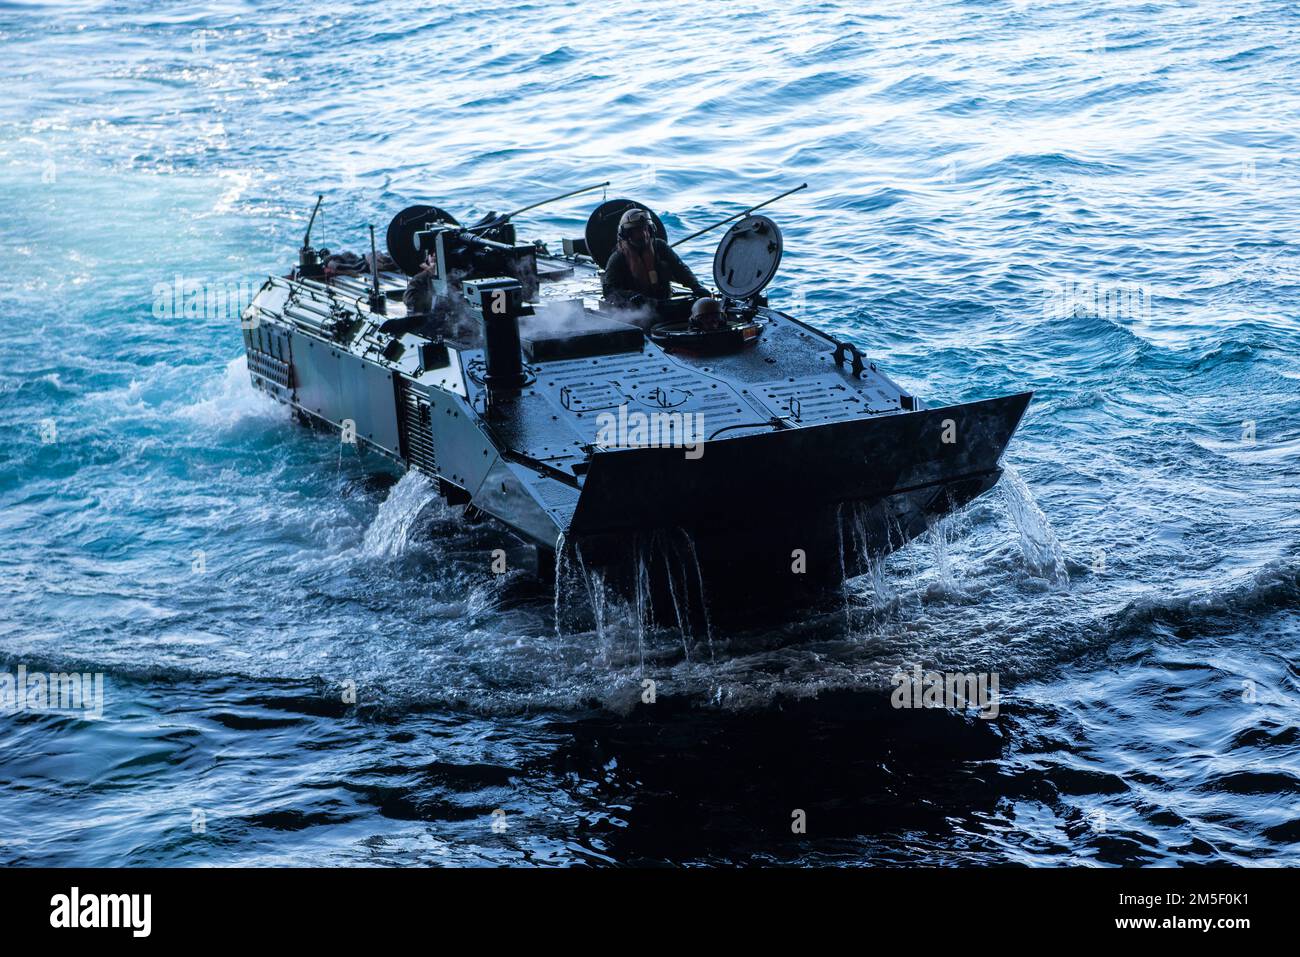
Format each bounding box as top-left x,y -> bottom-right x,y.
386,204 -> 460,276
584,199 -> 667,268
712,214 -> 783,299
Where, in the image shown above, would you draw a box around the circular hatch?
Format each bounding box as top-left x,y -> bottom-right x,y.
712,214 -> 783,299
385,204 -> 460,276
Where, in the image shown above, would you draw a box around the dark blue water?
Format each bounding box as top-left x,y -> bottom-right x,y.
1,0 -> 1297,865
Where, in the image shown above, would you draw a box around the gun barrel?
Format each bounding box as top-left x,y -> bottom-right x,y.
368,224 -> 386,314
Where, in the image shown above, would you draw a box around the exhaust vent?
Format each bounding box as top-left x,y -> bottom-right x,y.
397,381 -> 438,476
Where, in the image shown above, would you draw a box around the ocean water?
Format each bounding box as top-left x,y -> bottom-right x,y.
1,0 -> 1297,865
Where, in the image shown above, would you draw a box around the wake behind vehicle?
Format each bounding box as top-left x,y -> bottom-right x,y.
239,183 -> 1032,617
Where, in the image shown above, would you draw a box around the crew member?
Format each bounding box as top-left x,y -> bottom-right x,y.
602,208 -> 710,319
379,253 -> 440,336
689,296 -> 726,331
403,252 -> 438,316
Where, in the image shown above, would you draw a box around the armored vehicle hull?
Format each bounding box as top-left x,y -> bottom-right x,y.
241,195 -> 1030,618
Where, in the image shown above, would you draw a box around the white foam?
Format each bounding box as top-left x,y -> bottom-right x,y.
175,355 -> 285,428
1000,464 -> 1071,588
359,471 -> 439,559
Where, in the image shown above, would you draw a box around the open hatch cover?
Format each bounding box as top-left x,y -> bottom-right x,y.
712,214 -> 783,299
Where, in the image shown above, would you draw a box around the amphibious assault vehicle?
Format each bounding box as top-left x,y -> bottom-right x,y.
240,183 -> 1031,614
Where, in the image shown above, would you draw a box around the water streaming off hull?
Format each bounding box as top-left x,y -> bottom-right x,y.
359,471 -> 439,559
999,465 -> 1071,589
928,516 -> 958,595
553,534 -> 569,639
550,530 -> 717,675
836,500 -> 909,630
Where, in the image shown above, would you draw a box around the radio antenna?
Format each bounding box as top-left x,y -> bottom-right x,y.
670,183 -> 807,249
368,224 -> 386,315
465,181 -> 612,234
302,194 -> 323,250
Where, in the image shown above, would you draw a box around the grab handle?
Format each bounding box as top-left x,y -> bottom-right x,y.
833,340 -> 865,377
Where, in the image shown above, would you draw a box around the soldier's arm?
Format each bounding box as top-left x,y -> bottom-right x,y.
403,263 -> 437,315
659,242 -> 709,295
